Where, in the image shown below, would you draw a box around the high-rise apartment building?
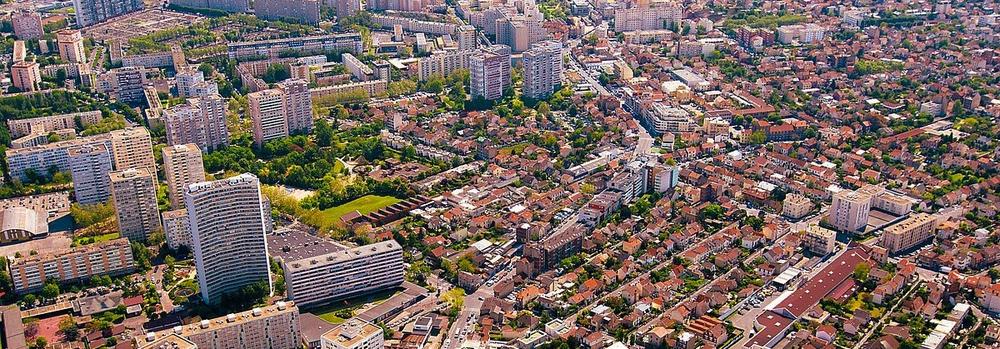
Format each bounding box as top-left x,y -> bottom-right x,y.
56,30 -> 86,63
268,230 -> 404,307
110,127 -> 156,176
170,0 -> 248,12
335,0 -> 362,18
255,0 -> 320,24
161,301 -> 300,349
68,144 -> 114,204
342,53 -> 373,81
186,173 -> 271,304
73,0 -> 143,27
10,61 -> 41,93
163,144 -> 206,209
469,46 -> 511,101
878,213 -> 937,254
457,25 -> 477,51
416,50 -> 470,81
321,319 -> 384,349
827,189 -> 872,233
176,69 -> 219,98
163,95 -> 229,151
277,79 -> 313,135
97,67 -> 146,104
162,209 -> 191,250
9,238 -> 135,293
522,40 -> 562,99
11,10 -> 44,40
110,168 -> 161,241
249,89 -> 287,145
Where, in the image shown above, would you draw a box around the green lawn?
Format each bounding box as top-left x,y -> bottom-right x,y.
74,232 -> 120,245
313,195 -> 401,226
306,289 -> 398,324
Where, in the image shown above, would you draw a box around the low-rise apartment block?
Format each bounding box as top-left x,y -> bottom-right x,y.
878,213 -> 937,254
268,229 -> 404,307
10,238 -> 135,293
167,301 -> 300,349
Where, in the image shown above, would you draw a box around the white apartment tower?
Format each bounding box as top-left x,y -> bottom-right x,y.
110,127 -> 156,176
278,79 -> 313,135
110,168 -> 161,241
163,144 -> 206,209
827,189 -> 872,233
56,30 -> 86,64
249,89 -> 288,145
522,40 -> 563,99
163,94 -> 229,151
162,209 -> 191,250
186,173 -> 272,304
469,46 -> 511,101
457,25 -> 477,51
68,144 -> 114,204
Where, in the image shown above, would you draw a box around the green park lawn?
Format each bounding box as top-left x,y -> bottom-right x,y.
307,289 -> 398,324
313,195 -> 401,226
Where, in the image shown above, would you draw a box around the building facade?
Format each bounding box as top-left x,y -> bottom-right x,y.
782,194 -> 812,220
110,127 -> 156,176
56,30 -> 86,63
469,46 -> 511,101
827,189 -> 872,233
5,134 -> 112,182
163,95 -> 229,151
68,144 -> 114,204
9,238 -> 135,293
278,79 -> 313,135
255,0 -> 320,24
110,168 -> 161,241
172,301 -> 300,349
187,174 -> 272,304
878,213 -> 937,254
803,225 -> 836,256
163,144 -> 206,209
11,10 -> 44,40
522,41 -> 562,99
162,209 -> 191,250
73,0 -> 143,27
279,239 -> 403,307
10,61 -> 41,92
249,89 -> 287,145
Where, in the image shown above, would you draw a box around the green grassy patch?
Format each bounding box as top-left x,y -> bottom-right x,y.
74,232 -> 120,246
310,195 -> 401,226
306,289 -> 398,324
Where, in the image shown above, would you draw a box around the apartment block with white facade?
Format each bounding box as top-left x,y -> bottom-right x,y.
267,229 -> 404,307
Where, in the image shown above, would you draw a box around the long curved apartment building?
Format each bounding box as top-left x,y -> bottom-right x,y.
186,173 -> 272,304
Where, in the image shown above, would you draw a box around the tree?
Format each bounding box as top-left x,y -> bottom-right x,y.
198,63 -> 214,77
750,130 -> 767,145
699,203 -> 724,221
315,119 -> 335,147
40,281 -> 59,299
262,64 -> 291,83
536,102 -> 551,117
853,263 -> 871,281
31,337 -> 46,349
59,316 -> 79,341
